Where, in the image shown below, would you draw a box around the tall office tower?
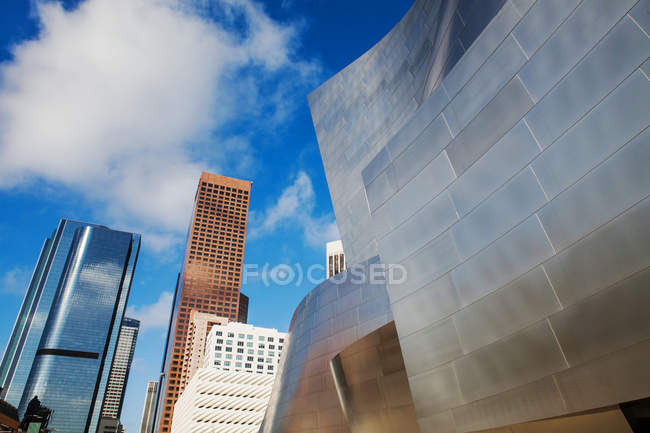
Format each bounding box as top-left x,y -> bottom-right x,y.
157,172 -> 252,432
139,381 -> 158,433
170,323 -> 286,433
0,219 -> 140,433
179,312 -> 228,390
326,240 -> 346,278
101,317 -> 140,420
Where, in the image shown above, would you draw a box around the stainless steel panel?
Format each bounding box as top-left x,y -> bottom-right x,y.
554,338 -> 650,412
417,410 -> 457,433
378,192 -> 458,265
513,0 -> 582,58
532,70 -> 650,199
400,318 -> 464,376
358,296 -> 391,324
550,268 -> 650,367
510,0 -> 537,18
454,320 -> 568,402
544,198 -> 650,307
525,15 -> 650,148
408,363 -> 464,417
538,127 -> 650,252
453,266 -> 561,354
451,167 -> 547,260
443,1 -> 521,98
630,0 -> 650,34
392,115 -> 453,189
378,151 -> 456,230
391,274 -> 461,337
366,165 -> 397,212
451,376 -> 566,433
449,34 -> 528,131
394,231 -> 462,299
450,215 -> 555,307
642,57 -> 650,77
362,147 -> 391,186
518,0 -> 637,101
446,77 -> 535,176
448,120 -> 540,217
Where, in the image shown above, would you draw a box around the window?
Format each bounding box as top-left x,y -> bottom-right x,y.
247,349 -> 254,355
228,332 -> 235,337
237,348 -> 244,354
226,354 -> 232,360
279,338 -> 284,343
226,347 -> 232,352
216,331 -> 222,336
215,346 -> 222,351
267,337 -> 274,342
216,339 -> 223,344
259,344 -> 265,349
236,355 -> 243,360
215,353 -> 222,358
237,341 -> 244,347
258,350 -> 264,355
247,335 -> 253,340
258,336 -> 265,341
245,363 -> 252,368
268,365 -> 274,370
238,333 -> 245,338
269,344 -> 275,349
224,361 -> 230,366
246,342 -> 253,348
266,358 -> 272,363
226,340 -> 233,345
257,365 -> 263,370
247,356 -> 254,361
269,351 -> 275,357
258,357 -> 264,362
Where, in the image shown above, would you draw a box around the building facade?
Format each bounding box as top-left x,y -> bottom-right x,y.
157,172 -> 252,432
326,240 -> 346,278
261,0 -> 650,432
171,322 -> 285,433
101,318 -> 140,420
139,381 -> 158,433
179,312 -> 229,390
0,220 -> 140,433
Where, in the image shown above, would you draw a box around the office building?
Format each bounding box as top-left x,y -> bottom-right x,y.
261,1 -> 650,432
170,323 -> 285,433
0,220 -> 140,433
139,381 -> 158,433
179,312 -> 228,390
101,317 -> 140,420
157,172 -> 252,432
326,240 -> 345,278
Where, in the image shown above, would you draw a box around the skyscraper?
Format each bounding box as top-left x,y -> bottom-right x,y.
326,240 -> 345,278
0,220 -> 140,433
139,381 -> 158,433
157,172 -> 252,432
170,322 -> 286,433
101,318 -> 140,420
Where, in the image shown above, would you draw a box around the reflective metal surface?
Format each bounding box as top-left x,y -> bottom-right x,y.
262,0 -> 650,431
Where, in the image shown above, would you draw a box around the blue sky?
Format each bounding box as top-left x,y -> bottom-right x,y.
0,0 -> 410,430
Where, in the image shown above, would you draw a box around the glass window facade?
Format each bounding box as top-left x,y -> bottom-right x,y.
0,220 -> 140,433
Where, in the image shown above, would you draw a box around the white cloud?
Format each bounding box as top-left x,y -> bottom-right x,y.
0,0 -> 319,248
126,291 -> 173,331
1,266 -> 32,295
251,171 -> 339,247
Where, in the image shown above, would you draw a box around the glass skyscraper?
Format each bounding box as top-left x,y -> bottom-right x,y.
0,219 -> 140,433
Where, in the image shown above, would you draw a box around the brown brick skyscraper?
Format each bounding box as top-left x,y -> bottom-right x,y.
157,172 -> 252,432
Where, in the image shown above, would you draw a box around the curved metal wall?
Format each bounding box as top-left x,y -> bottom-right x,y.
260,259 -> 393,433
267,0 -> 650,432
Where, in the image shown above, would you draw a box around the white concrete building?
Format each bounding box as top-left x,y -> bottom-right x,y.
326,240 -> 345,278
170,322 -> 286,433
